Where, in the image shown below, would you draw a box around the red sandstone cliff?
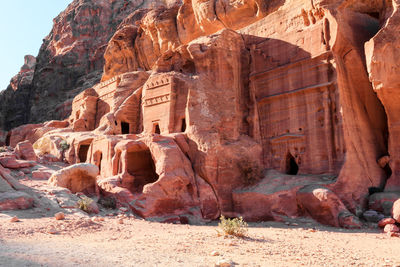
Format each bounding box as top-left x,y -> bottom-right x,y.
2,0 -> 400,227
0,0 -> 166,131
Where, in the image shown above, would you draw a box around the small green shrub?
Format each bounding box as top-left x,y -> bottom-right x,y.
98,196 -> 116,209
59,140 -> 70,151
218,216 -> 248,237
77,196 -> 93,213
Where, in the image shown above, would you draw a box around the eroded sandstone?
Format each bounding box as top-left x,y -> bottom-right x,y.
1,0 -> 400,227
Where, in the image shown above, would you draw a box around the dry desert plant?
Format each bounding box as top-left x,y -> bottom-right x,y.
218,215 -> 248,238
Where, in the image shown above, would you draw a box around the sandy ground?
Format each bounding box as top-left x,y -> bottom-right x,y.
1,165 -> 400,267
1,212 -> 400,267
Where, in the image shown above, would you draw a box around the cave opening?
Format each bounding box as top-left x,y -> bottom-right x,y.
5,132 -> 11,146
154,123 -> 161,134
78,144 -> 90,163
68,173 -> 97,195
181,118 -> 186,132
126,149 -> 159,193
286,153 -> 299,175
121,121 -> 130,134
99,153 -> 102,171
366,12 -> 380,20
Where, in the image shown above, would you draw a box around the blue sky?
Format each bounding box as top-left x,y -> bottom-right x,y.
0,1 -> 72,91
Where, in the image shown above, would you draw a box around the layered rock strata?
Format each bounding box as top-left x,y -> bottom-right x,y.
0,0 -> 166,131
2,0 -> 400,227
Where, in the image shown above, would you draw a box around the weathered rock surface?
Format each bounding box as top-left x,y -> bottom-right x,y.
392,199 -> 400,223
48,163 -> 99,194
0,56 -> 36,131
369,192 -> 400,216
378,218 -> 396,228
14,141 -> 37,161
296,185 -> 361,228
10,55 -> 36,92
0,0 -> 159,131
365,0 -> 400,192
0,191 -> 34,211
362,210 -> 384,223
384,223 -> 399,233
2,0 -> 400,227
0,160 -> 34,211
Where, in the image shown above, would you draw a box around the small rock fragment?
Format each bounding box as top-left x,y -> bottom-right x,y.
363,209 -> 385,223
88,201 -> 99,214
118,218 -> 124,224
48,228 -> 59,235
392,199 -> 400,223
386,231 -> 400,238
55,212 -> 65,220
215,259 -> 234,267
378,218 -> 396,228
228,241 -> 236,246
92,216 -> 105,222
383,223 -> 399,233
10,216 -> 19,222
211,251 -> 220,256
119,207 -> 128,212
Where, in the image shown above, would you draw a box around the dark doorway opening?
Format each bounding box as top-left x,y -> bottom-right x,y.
154,123 -> 161,134
181,118 -> 186,132
126,149 -> 159,193
94,151 -> 103,172
121,122 -> 130,134
78,144 -> 90,163
99,153 -> 102,171
286,153 -> 299,175
5,132 -> 11,146
366,12 -> 380,20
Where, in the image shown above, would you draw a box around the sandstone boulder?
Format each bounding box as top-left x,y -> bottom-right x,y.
369,192 -> 400,216
363,210 -> 384,223
0,191 -> 34,211
55,212 -> 65,220
392,199 -> 400,223
48,163 -> 99,194
14,140 -> 37,161
97,176 -> 135,205
233,171 -> 319,222
0,156 -> 35,169
296,185 -> 360,228
365,0 -> 400,192
32,170 -> 54,180
384,224 -> 399,234
378,218 -> 396,228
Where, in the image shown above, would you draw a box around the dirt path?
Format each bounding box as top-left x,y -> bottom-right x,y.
1,214 -> 400,267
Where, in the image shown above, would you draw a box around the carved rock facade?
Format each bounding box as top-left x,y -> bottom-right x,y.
2,0 -> 400,226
